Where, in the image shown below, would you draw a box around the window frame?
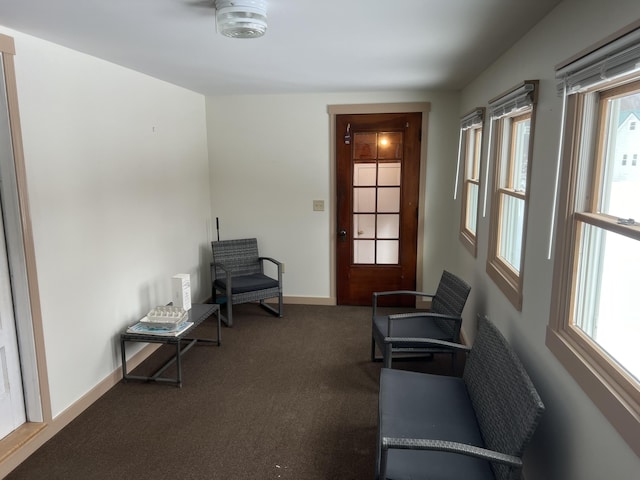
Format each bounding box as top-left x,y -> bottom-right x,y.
547,76 -> 640,456
459,110 -> 484,256
486,82 -> 538,311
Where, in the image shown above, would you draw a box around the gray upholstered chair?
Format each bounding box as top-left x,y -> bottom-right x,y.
210,238 -> 283,327
371,270 -> 471,368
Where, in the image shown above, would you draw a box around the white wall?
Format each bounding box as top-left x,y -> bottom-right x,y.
205,91 -> 460,300
1,27 -> 211,418
457,0 -> 640,479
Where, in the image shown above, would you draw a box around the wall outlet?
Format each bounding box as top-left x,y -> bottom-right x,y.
313,200 -> 324,211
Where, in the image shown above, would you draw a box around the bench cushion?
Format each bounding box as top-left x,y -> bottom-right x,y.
379,368 -> 495,480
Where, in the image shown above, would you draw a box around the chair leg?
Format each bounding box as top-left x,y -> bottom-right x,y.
383,343 -> 393,369
224,283 -> 233,327
259,299 -> 282,318
224,301 -> 233,327
371,337 -> 376,362
379,446 -> 388,480
371,337 -> 384,363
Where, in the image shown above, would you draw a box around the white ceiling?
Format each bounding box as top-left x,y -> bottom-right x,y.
0,0 -> 562,96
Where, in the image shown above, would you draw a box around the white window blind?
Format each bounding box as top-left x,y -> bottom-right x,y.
489,82 -> 536,119
461,108 -> 484,130
556,25 -> 640,94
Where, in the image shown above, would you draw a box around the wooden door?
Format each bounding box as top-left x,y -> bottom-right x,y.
336,112 -> 422,306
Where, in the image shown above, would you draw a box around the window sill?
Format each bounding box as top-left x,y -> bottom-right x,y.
545,326 -> 640,456
459,230 -> 477,257
486,259 -> 522,311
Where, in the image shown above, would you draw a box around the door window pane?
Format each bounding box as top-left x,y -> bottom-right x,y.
378,132 -> 403,159
353,187 -> 376,212
353,163 -> 377,186
378,162 -> 401,186
353,133 -> 377,159
377,187 -> 400,212
376,240 -> 399,264
354,240 -> 375,264
377,214 -> 399,238
354,214 -> 375,238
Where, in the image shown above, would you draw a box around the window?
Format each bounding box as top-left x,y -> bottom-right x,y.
548,23 -> 640,455
457,108 -> 484,256
485,81 -> 538,310
352,132 -> 402,264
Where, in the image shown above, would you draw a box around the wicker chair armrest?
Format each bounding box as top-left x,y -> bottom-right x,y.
210,261 -> 231,274
372,290 -> 435,317
259,256 -> 283,267
373,290 -> 435,302
258,257 -> 283,282
388,312 -> 460,322
381,437 -> 523,468
210,261 -> 233,285
383,336 -> 470,352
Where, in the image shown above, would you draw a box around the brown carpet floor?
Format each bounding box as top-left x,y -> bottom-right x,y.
7,303 -> 462,480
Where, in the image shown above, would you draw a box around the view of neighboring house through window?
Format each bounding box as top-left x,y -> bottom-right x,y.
458,108 -> 484,256
547,23 -> 640,454
486,81 -> 538,310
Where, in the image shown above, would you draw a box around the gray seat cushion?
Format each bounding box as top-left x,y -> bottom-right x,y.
215,273 -> 279,294
373,314 -> 451,339
379,368 -> 495,480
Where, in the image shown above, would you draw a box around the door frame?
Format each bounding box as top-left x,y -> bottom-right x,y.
327,102 -> 431,306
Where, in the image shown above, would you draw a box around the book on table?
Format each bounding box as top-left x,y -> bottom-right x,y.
126,320 -> 193,337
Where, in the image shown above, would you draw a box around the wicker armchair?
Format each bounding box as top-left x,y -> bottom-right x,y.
210,238 -> 283,327
371,270 -> 471,368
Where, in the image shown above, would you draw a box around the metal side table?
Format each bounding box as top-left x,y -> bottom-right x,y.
120,303 -> 220,387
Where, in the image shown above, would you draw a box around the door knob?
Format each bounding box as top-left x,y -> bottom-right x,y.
338,229 -> 347,242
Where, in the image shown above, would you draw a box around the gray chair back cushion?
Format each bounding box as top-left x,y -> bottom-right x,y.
463,317 -> 545,480
430,270 -> 471,339
211,238 -> 262,279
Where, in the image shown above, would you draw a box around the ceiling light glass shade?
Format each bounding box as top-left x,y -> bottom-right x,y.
215,0 -> 268,39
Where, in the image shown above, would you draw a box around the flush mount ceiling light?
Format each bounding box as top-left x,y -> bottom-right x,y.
214,0 -> 268,39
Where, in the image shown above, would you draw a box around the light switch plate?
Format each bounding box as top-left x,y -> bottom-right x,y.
313,200 -> 324,211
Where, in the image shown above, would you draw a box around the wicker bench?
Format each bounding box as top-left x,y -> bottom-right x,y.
376,316 -> 544,480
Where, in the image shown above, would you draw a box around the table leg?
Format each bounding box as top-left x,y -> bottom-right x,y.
176,338 -> 182,388
121,338 -> 128,381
